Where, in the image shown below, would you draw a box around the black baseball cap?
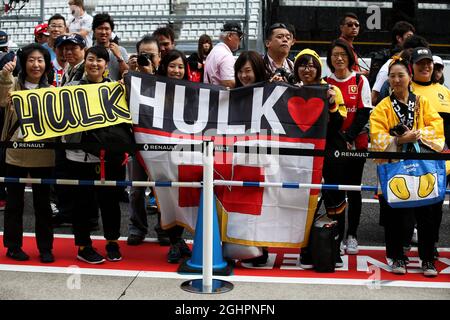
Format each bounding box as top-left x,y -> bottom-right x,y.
55,33 -> 86,48
0,31 -> 8,48
221,22 -> 243,36
411,47 -> 433,64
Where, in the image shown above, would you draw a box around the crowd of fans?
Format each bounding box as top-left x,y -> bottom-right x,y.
0,0 -> 448,278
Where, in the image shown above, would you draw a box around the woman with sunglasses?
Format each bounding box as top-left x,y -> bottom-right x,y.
370,56 -> 444,277
292,49 -> 347,269
325,39 -> 372,258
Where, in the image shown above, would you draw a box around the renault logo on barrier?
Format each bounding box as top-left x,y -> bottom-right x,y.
12,142 -> 18,149
143,144 -> 149,151
334,150 -> 340,158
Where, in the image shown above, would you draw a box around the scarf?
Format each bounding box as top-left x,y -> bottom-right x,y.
390,91 -> 416,130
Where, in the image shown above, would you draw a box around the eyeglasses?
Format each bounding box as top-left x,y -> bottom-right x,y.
299,64 -> 317,71
345,22 -> 360,28
332,52 -> 349,59
49,24 -> 65,29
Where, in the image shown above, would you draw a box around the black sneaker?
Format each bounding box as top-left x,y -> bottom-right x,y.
6,248 -> 29,261
422,260 -> 438,277
335,255 -> 344,268
299,248 -> 313,269
167,244 -> 181,264
242,248 -> 269,267
106,242 -> 122,262
176,239 -> 192,257
155,225 -> 170,246
433,247 -> 439,260
77,246 -> 105,264
391,259 -> 406,274
39,250 -> 55,263
127,234 -> 145,246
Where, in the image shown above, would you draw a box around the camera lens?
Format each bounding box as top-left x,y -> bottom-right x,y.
137,53 -> 151,67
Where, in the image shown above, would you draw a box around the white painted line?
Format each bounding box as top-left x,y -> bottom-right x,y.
0,264 -> 140,277
2,232 -> 447,251
0,263 -> 448,289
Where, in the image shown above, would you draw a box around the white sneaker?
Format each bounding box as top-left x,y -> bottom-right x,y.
340,241 -> 345,256
411,228 -> 418,244
346,235 -> 359,255
50,202 -> 59,215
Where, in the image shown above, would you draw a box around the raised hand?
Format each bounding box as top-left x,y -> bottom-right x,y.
1,55 -> 16,77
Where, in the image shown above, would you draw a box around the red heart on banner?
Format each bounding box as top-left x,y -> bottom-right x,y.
287,97 -> 324,132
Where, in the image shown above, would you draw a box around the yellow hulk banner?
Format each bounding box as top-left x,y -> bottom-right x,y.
11,82 -> 131,142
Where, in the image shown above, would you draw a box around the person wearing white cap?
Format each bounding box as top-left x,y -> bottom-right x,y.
432,55 -> 445,86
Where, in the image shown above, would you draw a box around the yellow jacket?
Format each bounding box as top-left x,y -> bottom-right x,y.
320,79 -> 347,119
370,95 -> 445,164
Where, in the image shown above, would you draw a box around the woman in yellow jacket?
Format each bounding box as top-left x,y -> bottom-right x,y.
370,56 -> 445,277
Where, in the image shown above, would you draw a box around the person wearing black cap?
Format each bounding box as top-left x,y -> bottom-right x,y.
0,31 -> 16,71
410,47 -> 450,266
203,21 -> 243,88
58,33 -> 87,86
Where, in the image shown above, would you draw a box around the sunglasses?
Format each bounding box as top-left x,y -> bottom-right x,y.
345,22 -> 360,28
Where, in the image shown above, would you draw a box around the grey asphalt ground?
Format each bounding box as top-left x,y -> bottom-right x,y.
0,160 -> 449,304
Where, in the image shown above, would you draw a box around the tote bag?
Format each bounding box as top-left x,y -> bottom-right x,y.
377,142 -> 446,208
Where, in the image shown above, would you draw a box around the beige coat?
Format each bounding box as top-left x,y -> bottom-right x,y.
0,72 -> 55,168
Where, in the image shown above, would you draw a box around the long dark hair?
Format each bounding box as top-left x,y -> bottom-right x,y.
157,49 -> 188,80
234,51 -> 268,87
197,34 -> 212,61
17,43 -> 51,86
326,38 -> 355,73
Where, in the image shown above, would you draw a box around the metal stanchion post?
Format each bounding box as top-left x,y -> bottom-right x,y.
181,140 -> 233,294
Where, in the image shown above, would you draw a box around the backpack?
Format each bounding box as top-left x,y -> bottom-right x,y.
367,48 -> 391,88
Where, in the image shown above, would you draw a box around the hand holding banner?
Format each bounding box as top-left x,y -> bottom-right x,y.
12,81 -> 131,142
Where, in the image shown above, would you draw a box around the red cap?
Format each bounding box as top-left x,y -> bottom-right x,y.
34,23 -> 49,36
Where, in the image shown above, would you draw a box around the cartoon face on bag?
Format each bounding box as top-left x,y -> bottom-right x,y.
387,172 -> 438,202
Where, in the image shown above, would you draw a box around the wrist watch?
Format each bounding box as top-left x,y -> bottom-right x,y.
117,56 -> 124,63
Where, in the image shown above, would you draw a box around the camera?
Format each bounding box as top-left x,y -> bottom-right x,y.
274,68 -> 296,84
137,53 -> 155,67
389,123 -> 408,136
